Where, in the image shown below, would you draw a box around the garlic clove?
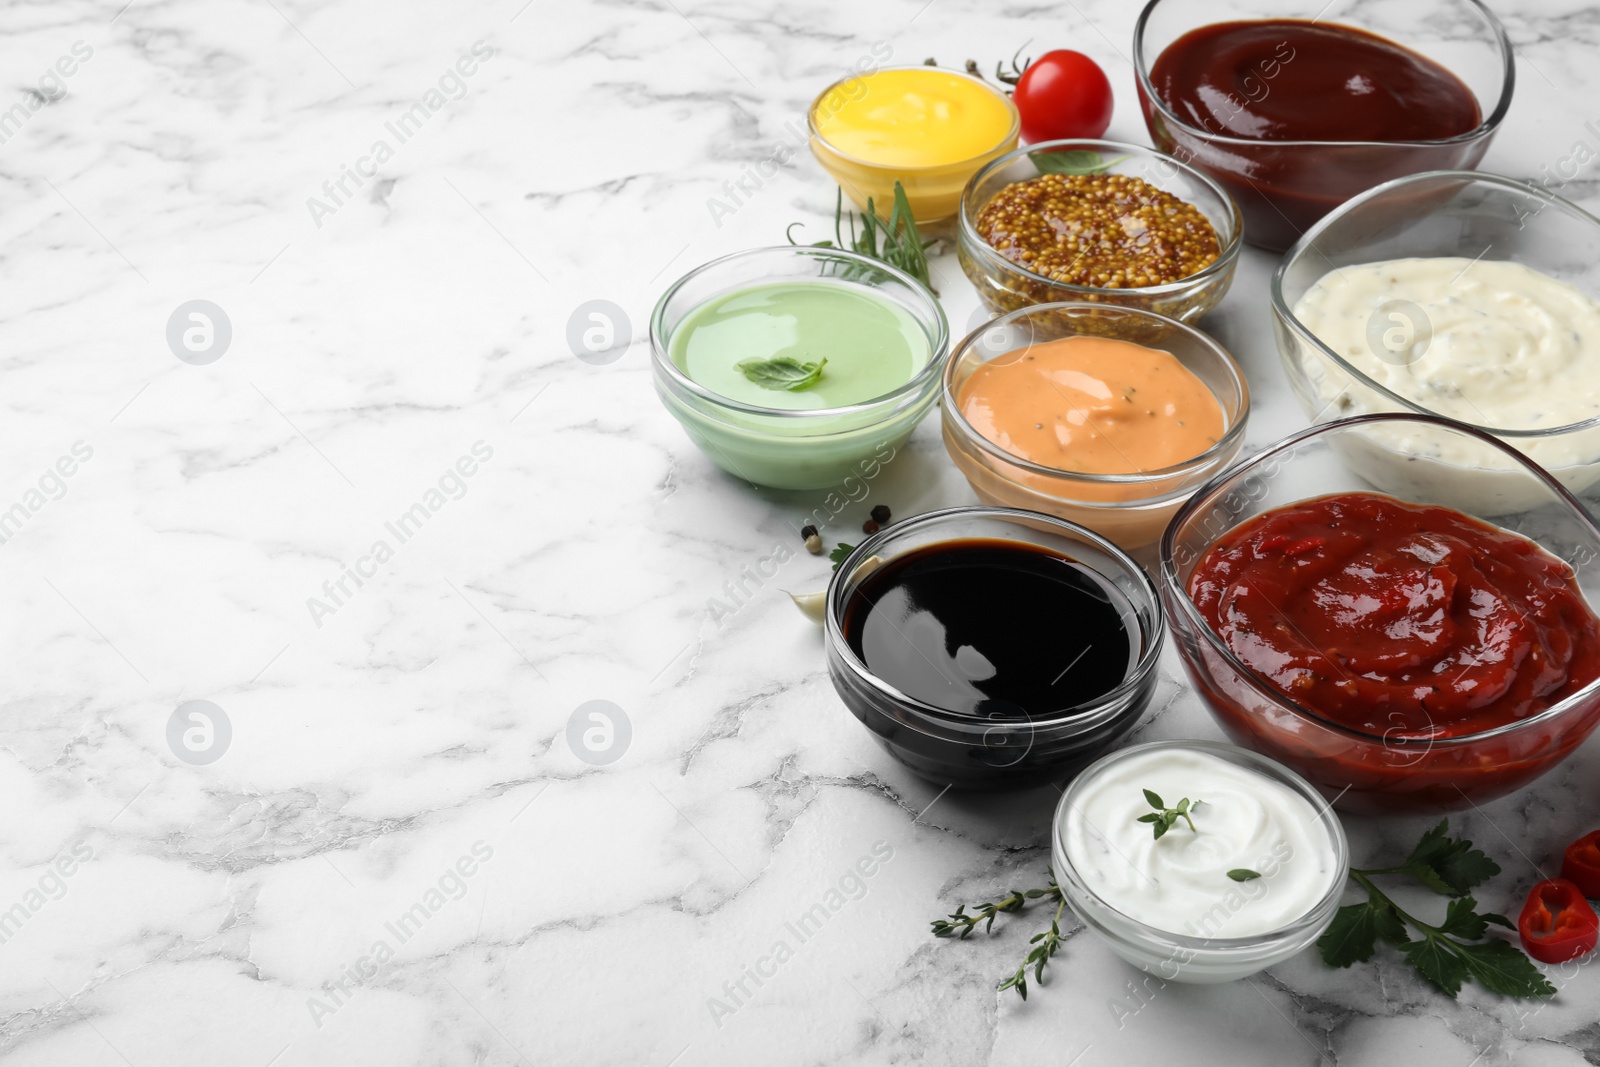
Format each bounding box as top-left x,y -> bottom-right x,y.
787,590 -> 827,623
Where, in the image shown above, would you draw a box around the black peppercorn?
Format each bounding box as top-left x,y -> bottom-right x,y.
800,524 -> 818,540
870,505 -> 891,524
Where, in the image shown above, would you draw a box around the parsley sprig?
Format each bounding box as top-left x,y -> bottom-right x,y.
1317,820 -> 1554,999
930,874 -> 1068,1000
828,542 -> 856,570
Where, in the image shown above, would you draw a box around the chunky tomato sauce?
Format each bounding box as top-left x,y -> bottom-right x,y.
1188,493 -> 1600,739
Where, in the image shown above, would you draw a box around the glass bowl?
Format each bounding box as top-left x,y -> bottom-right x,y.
824,506 -> 1164,790
1134,0 -> 1514,252
940,302 -> 1249,550
1159,415 -> 1600,815
650,245 -> 948,491
808,65 -> 1019,224
957,139 -> 1242,324
1273,170 -> 1600,515
1053,740 -> 1349,983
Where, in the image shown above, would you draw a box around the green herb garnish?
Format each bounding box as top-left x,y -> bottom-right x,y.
787,182 -> 937,293
1228,869 -> 1262,882
1317,820 -> 1554,999
1136,789 -> 1199,839
735,355 -> 827,391
931,873 -> 1067,1001
1030,149 -> 1130,176
828,542 -> 856,571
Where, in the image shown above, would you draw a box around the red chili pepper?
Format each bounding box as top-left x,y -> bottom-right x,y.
1561,830 -> 1600,898
1517,878 -> 1599,964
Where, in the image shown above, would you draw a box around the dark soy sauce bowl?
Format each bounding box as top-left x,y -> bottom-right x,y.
823,506 -> 1165,790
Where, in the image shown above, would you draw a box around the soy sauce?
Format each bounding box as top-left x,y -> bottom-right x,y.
842,538 -> 1139,719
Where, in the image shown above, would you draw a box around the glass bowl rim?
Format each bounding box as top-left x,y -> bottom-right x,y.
957,138 -> 1244,297
824,504 -> 1166,730
941,301 -> 1251,484
1052,738 -> 1351,948
1158,412 -> 1600,747
1131,0 -> 1516,150
649,244 -> 950,420
806,64 -> 1021,173
1270,169 -> 1600,439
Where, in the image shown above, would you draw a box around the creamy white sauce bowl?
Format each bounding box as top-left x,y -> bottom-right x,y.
1272,171 -> 1600,515
1052,740 -> 1348,983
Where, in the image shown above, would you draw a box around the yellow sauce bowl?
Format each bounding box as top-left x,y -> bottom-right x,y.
808,66 -> 1019,225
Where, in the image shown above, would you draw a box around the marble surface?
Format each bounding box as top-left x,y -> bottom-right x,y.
5,0 -> 1600,1064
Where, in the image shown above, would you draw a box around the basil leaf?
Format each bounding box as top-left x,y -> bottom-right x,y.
1030,150 -> 1131,176
736,356 -> 827,391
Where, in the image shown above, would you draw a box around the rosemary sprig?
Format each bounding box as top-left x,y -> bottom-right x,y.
930,873 -> 1068,1000
786,182 -> 938,293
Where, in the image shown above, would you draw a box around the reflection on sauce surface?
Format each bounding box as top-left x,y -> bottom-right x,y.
843,538 -> 1138,717
1149,19 -> 1481,143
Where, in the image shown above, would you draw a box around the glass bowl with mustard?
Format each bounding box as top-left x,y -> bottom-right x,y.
957,139 -> 1242,324
941,302 -> 1248,550
808,64 -> 1020,225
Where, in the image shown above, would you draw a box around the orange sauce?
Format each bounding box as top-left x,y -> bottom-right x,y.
957,336 -> 1224,475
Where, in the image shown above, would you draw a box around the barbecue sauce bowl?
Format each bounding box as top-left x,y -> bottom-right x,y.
1132,0 -> 1513,252
823,507 -> 1165,790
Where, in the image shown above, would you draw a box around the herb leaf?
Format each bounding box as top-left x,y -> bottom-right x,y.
1457,939 -> 1556,998
1228,869 -> 1262,882
1030,150 -> 1131,176
1143,789 -> 1164,809
735,356 -> 827,391
828,542 -> 856,571
1403,820 -> 1501,896
1318,902 -> 1384,968
1437,895 -> 1491,940
1401,937 -> 1467,998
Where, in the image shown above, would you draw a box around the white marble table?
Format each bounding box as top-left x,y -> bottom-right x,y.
5,0 -> 1600,1064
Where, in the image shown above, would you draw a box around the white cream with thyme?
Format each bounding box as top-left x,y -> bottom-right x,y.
1295,257 -> 1600,472
1061,748 -> 1337,937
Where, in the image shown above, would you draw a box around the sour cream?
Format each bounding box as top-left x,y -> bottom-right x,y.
1058,746 -> 1339,938
1294,257 -> 1600,475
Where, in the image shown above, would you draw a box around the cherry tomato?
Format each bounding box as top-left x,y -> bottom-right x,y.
1012,50 -> 1114,144
1517,878 -> 1598,964
1561,830 -> 1600,898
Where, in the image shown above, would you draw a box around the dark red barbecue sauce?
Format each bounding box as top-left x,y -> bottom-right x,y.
1149,20 -> 1482,144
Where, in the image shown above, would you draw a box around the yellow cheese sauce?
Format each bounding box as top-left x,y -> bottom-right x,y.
812,68 -> 1016,168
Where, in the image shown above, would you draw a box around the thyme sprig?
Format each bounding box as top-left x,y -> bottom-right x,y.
1137,789 -> 1200,839
930,872 -> 1068,1000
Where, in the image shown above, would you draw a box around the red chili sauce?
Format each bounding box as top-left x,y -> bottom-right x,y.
1149,20 -> 1481,143
1188,493 -> 1600,739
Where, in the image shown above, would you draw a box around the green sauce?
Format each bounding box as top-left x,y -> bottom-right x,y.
670,279 -> 931,409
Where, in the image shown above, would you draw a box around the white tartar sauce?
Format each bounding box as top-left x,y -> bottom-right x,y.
1060,747 -> 1337,938
1295,257 -> 1600,446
